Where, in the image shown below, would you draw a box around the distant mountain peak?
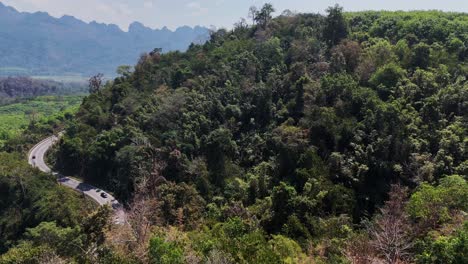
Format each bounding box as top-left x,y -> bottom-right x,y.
0,3 -> 210,76
0,2 -> 18,13
129,21 -> 151,33
59,14 -> 78,21
129,21 -> 145,28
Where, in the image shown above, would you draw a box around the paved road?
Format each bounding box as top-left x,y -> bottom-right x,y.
28,135 -> 126,224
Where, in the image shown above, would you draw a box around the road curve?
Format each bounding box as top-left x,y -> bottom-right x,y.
28,135 -> 126,224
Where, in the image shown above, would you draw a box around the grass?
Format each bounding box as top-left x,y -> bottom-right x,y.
0,95 -> 84,145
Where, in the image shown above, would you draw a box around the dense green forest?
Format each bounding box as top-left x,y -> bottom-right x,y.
1,4 -> 467,264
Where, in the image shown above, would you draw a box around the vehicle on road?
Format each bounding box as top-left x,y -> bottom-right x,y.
28,135 -> 125,224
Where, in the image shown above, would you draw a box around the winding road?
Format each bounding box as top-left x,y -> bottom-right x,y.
28,135 -> 126,225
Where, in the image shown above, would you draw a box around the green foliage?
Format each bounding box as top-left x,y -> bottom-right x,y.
47,5 -> 468,263
0,95 -> 83,146
370,63 -> 406,88
415,222 -> 468,264
407,175 -> 468,226
0,152 -> 93,253
186,217 -> 308,263
22,222 -> 83,258
0,242 -> 56,264
155,182 -> 206,229
253,3 -> 276,28
324,4 -> 348,47
149,236 -> 184,264
370,63 -> 406,99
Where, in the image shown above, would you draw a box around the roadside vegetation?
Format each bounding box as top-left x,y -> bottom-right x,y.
0,100 -> 99,264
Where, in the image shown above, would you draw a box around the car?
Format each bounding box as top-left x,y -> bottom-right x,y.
100,192 -> 108,198
32,156 -> 36,159
96,189 -> 101,192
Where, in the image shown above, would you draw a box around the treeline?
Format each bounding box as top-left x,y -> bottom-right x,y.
0,77 -> 86,105
2,4 -> 467,263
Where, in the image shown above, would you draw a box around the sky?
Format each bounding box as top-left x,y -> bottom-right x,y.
1,0 -> 468,30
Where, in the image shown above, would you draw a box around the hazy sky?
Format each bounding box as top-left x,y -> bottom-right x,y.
2,0 -> 468,30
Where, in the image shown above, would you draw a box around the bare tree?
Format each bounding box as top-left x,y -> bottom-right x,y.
88,73 -> 104,94
368,185 -> 414,264
248,6 -> 258,25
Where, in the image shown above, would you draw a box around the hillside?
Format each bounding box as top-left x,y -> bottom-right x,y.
1,5 -> 467,264
0,2 -> 209,76
47,5 -> 468,263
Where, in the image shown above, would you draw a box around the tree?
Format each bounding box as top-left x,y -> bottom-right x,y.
323,5 -> 348,47
126,195 -> 159,259
270,182 -> 297,231
407,175 -> 468,230
248,6 -> 258,25
148,236 -> 184,264
292,76 -> 308,120
254,3 -> 275,28
116,65 -> 132,77
369,63 -> 406,99
23,222 -> 83,258
155,182 -> 206,229
81,205 -> 111,246
368,185 -> 413,264
331,40 -> 362,73
204,128 -> 237,187
88,73 -> 104,94
415,222 -> 468,264
412,43 -> 431,69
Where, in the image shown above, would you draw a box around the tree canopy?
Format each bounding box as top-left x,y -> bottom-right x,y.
2,4 -> 467,263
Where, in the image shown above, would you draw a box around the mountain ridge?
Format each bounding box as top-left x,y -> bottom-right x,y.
0,2 -> 210,76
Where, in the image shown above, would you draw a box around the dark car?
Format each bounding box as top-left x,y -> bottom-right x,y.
32,156 -> 36,159
100,192 -> 108,198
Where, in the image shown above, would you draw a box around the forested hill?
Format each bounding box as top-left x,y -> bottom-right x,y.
43,5 -> 467,263
0,2 -> 209,76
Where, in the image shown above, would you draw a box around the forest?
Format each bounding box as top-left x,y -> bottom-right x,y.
0,4 -> 467,264
0,77 -> 86,105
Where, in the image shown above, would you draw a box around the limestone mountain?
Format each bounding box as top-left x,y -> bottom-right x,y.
0,2 -> 209,76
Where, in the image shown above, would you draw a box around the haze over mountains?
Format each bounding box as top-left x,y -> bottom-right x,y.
0,2 -> 209,77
